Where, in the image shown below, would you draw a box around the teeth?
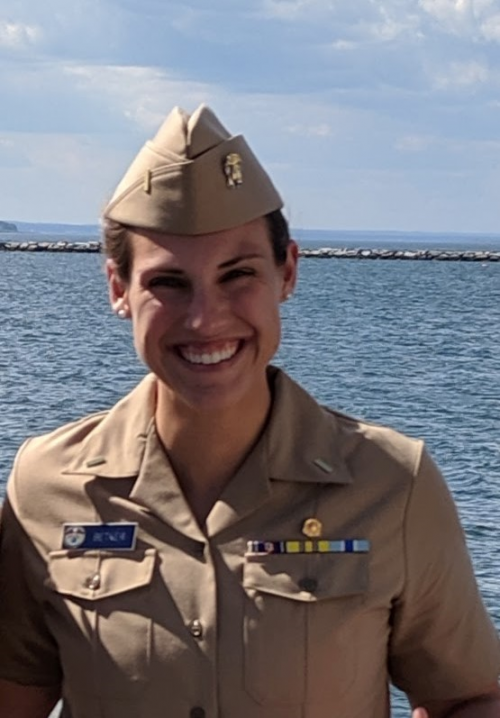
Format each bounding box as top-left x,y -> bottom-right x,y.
180,343 -> 239,365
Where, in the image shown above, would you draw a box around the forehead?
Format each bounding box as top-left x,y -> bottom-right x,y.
129,217 -> 272,270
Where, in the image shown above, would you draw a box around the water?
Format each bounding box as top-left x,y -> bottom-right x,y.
1,230 -> 499,716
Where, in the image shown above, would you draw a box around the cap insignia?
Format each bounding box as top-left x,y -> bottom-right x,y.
223,153 -> 243,188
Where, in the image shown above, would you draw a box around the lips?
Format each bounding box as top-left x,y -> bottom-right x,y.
177,340 -> 241,366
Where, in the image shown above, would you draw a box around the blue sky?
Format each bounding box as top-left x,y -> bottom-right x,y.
1,0 -> 500,231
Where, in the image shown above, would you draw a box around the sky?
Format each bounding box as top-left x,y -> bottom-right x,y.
1,0 -> 500,232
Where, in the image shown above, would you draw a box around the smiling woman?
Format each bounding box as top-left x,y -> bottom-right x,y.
0,104 -> 499,718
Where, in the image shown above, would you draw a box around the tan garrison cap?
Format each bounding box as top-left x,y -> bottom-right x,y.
103,104 -> 283,235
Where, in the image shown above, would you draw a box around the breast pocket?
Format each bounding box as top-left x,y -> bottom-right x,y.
242,553 -> 368,706
47,548 -> 156,700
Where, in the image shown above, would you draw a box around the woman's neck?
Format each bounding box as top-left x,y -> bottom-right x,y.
154,381 -> 272,525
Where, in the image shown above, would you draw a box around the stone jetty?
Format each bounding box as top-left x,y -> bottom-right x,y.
299,247 -> 500,261
0,241 -> 100,253
0,241 -> 499,261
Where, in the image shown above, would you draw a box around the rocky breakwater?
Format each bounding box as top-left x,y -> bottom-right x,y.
299,247 -> 500,261
0,242 -> 499,261
0,240 -> 100,253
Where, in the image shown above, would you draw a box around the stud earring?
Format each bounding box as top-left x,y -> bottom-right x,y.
117,308 -> 127,319
284,292 -> 292,301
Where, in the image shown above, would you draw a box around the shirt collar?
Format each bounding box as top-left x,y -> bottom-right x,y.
64,368 -> 355,487
63,374 -> 156,477
265,367 -> 354,486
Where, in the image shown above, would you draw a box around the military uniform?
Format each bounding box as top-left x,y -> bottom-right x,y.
0,368 -> 498,718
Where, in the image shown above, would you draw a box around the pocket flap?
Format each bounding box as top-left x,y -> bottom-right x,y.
243,553 -> 368,602
47,548 -> 156,600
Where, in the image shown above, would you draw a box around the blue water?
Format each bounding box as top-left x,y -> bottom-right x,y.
1,229 -> 499,716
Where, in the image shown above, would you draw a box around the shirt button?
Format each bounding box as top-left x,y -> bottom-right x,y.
85,573 -> 101,590
190,708 -> 205,718
298,577 -> 317,593
188,619 -> 203,639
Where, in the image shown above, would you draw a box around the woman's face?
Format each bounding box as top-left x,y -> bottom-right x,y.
107,217 -> 297,414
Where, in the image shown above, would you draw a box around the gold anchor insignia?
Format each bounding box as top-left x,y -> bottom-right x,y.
223,153 -> 243,188
302,518 -> 323,539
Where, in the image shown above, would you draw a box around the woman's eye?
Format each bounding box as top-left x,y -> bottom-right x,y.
148,276 -> 187,290
221,268 -> 255,282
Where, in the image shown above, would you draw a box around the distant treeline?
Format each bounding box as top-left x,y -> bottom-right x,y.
0,221 -> 17,232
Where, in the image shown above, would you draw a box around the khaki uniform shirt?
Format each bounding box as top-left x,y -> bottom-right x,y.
0,368 -> 498,718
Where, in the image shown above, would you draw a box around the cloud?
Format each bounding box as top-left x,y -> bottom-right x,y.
0,20 -> 41,50
62,65 -> 223,132
260,0 -> 321,21
395,134 -> 436,152
431,59 -> 490,88
286,123 -> 332,137
0,137 -> 32,168
418,0 -> 500,42
481,13 -> 500,40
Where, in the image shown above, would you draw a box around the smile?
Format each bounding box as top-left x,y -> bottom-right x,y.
178,341 -> 241,366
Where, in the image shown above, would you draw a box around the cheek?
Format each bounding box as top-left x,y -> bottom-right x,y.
131,302 -> 170,353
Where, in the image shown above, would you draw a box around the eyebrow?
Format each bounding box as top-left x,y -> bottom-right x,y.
218,253 -> 264,269
149,253 -> 264,275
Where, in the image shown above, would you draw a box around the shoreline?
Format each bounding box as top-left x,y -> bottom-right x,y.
1,241 -> 499,261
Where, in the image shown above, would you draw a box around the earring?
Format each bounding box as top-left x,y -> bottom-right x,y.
117,308 -> 127,319
284,292 -> 292,301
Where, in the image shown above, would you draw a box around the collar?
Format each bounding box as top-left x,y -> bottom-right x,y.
64,368 -> 355,486
63,374 -> 156,477
265,367 -> 354,486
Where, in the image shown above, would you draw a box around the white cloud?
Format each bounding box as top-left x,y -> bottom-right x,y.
286,123 -> 332,137
0,20 -> 41,49
395,134 -> 435,152
480,13 -> 500,40
63,65 -> 218,131
260,0 -> 321,21
0,136 -> 31,168
330,39 -> 357,50
432,59 -> 490,88
366,6 -> 422,43
418,0 -> 500,41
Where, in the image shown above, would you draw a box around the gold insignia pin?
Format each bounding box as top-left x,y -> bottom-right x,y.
302,518 -> 323,539
223,153 -> 243,188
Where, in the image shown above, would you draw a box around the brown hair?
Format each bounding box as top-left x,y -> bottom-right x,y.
102,209 -> 291,282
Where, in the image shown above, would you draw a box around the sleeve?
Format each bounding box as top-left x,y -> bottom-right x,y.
388,446 -> 500,703
0,466 -> 62,686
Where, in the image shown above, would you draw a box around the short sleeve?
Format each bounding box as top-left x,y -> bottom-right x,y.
0,486 -> 62,686
389,447 -> 500,703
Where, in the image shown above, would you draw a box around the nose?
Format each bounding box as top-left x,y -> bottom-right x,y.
183,286 -> 228,334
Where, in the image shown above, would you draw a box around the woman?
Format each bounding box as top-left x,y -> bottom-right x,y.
0,105 -> 498,718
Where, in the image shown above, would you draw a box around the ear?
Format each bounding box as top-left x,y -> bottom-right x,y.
280,240 -> 299,301
106,259 -> 129,316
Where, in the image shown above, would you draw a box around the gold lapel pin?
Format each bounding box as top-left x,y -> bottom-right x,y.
302,518 -> 323,539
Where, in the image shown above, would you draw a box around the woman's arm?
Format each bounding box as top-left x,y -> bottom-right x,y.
413,683 -> 500,718
0,678 -> 60,718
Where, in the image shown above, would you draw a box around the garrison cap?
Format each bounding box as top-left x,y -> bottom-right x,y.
103,104 -> 283,235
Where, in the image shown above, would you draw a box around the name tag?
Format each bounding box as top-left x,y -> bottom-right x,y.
62,523 -> 138,550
